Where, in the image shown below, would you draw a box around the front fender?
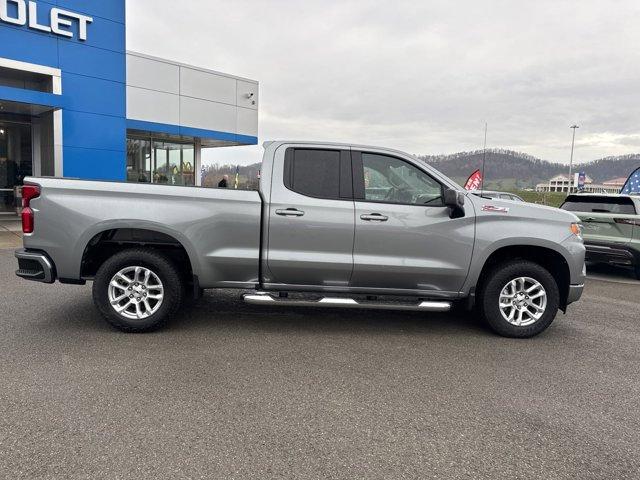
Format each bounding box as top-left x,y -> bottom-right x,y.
460,196 -> 584,295
464,236 -> 578,292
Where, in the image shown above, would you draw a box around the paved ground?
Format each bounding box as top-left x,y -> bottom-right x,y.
0,248 -> 639,479
0,218 -> 22,250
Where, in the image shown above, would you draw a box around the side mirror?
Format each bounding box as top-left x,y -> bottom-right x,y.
444,188 -> 465,218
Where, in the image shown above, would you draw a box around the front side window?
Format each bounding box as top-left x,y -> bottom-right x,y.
361,153 -> 443,206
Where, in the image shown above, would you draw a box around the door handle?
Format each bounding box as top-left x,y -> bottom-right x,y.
360,213 -> 389,222
276,208 -> 305,217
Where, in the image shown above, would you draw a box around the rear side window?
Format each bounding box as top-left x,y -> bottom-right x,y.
284,149 -> 351,199
561,196 -> 637,214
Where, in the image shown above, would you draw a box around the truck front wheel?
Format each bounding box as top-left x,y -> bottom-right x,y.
92,249 -> 184,333
478,260 -> 560,338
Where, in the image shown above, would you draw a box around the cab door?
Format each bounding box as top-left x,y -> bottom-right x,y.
350,151 -> 475,295
265,147 -> 355,287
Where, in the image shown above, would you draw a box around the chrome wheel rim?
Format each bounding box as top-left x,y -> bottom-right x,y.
499,277 -> 547,327
108,266 -> 164,320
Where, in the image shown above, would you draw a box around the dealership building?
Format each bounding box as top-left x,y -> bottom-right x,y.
0,0 -> 259,214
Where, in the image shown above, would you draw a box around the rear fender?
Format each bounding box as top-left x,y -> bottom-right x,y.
75,220 -> 200,279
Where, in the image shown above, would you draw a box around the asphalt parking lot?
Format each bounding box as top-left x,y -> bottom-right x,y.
1,247 -> 639,479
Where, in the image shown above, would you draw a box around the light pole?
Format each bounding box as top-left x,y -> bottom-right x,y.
568,125 -> 579,193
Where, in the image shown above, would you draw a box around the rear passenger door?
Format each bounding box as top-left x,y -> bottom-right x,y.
266,147 -> 355,287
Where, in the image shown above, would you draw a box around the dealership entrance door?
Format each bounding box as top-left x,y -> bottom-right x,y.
0,121 -> 32,215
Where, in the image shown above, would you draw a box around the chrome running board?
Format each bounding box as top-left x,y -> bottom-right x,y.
243,293 -> 451,312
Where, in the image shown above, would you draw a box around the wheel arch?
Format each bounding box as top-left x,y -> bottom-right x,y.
79,224 -> 198,285
473,244 -> 572,311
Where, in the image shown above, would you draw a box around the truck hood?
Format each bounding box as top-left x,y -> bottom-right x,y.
467,193 -> 580,223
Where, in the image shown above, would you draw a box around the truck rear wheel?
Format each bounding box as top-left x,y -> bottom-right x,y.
92,249 -> 184,333
478,260 -> 560,338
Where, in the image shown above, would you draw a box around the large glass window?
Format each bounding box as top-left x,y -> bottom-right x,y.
126,137 -> 151,183
127,135 -> 196,186
361,153 -> 444,206
182,145 -> 195,186
0,121 -> 32,214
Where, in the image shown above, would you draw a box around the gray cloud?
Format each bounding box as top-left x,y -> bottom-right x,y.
127,0 -> 640,165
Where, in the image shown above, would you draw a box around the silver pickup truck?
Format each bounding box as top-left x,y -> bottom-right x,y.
15,141 -> 586,337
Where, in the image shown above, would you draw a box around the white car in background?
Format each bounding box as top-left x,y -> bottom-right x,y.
473,190 -> 525,202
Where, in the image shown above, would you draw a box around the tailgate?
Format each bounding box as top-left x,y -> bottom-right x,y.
574,212 -> 633,244
561,195 -> 637,245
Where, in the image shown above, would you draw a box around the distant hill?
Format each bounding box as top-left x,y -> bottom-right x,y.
201,150 -> 640,191
419,150 -> 640,189
575,154 -> 640,182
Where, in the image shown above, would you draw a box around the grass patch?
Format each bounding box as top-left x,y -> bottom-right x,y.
508,191 -> 568,208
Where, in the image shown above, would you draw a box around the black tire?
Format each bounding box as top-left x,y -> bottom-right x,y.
478,260 -> 560,338
92,249 -> 184,333
634,265 -> 640,281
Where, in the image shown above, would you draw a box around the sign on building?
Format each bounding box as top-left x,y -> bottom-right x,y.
0,0 -> 93,41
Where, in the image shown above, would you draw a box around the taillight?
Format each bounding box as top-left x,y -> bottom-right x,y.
21,207 -> 34,234
21,184 -> 40,234
22,185 -> 40,208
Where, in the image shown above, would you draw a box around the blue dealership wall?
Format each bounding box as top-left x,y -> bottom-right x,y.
0,0 -> 127,180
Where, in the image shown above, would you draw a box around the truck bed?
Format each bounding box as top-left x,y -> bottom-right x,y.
23,177 -> 263,288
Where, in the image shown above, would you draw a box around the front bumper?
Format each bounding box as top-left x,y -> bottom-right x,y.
567,284 -> 584,305
15,249 -> 56,284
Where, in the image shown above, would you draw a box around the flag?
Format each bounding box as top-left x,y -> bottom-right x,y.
577,172 -> 586,191
234,165 -> 240,189
621,167 -> 640,195
464,169 -> 483,191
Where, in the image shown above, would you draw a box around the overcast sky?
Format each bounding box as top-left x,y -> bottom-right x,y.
127,0 -> 640,166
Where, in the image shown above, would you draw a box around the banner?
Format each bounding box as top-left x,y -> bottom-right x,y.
621,167 -> 640,194
464,169 -> 483,191
577,172 -> 586,191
